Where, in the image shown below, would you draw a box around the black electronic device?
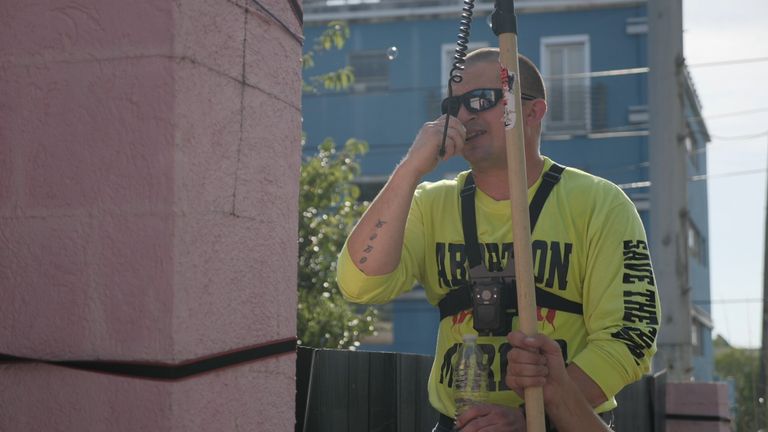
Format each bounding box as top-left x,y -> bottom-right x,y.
469,260 -> 515,335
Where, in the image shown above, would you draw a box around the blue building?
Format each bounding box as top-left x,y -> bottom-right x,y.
303,0 -> 713,381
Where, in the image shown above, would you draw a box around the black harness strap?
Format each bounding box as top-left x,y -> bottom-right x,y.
438,163 -> 581,321
460,173 -> 482,268
529,163 -> 565,230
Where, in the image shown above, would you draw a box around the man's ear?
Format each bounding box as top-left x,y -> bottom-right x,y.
525,99 -> 547,125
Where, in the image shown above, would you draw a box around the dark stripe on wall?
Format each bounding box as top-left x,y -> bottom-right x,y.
0,337 -> 297,381
666,413 -> 731,423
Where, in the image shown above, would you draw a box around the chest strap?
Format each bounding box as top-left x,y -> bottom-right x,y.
437,163 -> 583,321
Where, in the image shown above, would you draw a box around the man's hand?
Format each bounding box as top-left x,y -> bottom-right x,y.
504,331 -> 613,432
505,330 -> 569,407
454,404 -> 525,432
401,114 -> 466,179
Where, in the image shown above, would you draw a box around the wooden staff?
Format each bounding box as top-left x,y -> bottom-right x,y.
491,1 -> 546,431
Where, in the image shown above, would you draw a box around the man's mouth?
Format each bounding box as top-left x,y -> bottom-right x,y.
466,130 -> 486,142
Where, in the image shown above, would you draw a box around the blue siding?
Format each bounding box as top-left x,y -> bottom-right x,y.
304,4 -> 712,379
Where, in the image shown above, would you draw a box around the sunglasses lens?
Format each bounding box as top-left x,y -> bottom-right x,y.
441,90 -> 501,116
467,90 -> 498,112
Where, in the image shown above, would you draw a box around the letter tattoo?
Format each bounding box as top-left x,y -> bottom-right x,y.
359,219 -> 387,266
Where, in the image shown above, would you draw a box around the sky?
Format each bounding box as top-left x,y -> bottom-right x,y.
683,0 -> 768,348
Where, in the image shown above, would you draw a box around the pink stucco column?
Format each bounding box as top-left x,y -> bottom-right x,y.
0,0 -> 301,430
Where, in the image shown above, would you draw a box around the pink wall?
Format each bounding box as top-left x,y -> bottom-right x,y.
666,382 -> 732,432
0,0 -> 300,430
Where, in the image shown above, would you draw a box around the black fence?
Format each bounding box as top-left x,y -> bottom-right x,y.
296,347 -> 666,432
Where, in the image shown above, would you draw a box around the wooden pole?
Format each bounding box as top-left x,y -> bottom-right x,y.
493,1 -> 545,430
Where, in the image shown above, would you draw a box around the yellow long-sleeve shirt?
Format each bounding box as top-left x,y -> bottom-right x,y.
337,157 -> 660,417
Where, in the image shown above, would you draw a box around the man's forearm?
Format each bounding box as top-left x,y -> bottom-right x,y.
566,363 -> 608,408
545,375 -> 612,432
347,163 -> 422,276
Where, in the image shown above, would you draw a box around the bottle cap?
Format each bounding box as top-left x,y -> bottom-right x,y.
462,333 -> 478,342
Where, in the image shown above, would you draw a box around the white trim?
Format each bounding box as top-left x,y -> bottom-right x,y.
540,34 -> 591,134
356,175 -> 389,183
305,0 -> 646,23
617,180 -> 651,190
692,305 -> 714,329
628,105 -> 649,124
625,16 -> 648,35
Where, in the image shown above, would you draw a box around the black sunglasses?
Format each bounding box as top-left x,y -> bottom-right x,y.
440,88 -> 537,116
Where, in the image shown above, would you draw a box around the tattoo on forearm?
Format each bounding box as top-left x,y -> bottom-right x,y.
359,219 -> 387,265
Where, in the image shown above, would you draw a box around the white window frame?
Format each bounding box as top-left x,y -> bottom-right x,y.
540,34 -> 591,134
440,41 -> 489,97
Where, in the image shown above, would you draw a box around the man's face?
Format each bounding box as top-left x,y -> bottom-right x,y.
452,61 -> 508,171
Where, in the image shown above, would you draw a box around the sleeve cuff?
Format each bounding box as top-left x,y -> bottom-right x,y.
571,343 -> 645,404
336,243 -> 410,304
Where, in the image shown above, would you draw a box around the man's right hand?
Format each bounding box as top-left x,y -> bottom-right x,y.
343,115 -> 465,277
400,114 -> 466,179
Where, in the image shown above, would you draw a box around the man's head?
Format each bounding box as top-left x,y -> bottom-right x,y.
463,48 -> 546,101
446,48 -> 548,172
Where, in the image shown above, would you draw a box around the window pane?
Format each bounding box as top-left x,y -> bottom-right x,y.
542,38 -> 589,133
548,47 -> 565,122
349,51 -> 389,91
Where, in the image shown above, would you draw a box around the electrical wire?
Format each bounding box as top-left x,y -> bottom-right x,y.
617,168 -> 768,190
693,298 -> 766,305
698,106 -> 768,121
710,130 -> 768,141
250,0 -> 304,45
287,0 -> 303,25
687,56 -> 768,68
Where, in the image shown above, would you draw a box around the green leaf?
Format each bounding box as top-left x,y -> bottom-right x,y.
297,135 -> 375,349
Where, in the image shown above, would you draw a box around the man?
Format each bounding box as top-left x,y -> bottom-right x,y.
337,48 -> 660,431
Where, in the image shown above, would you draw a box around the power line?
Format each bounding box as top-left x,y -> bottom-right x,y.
700,107 -> 768,121
250,0 -> 304,45
618,167 -> 768,190
710,130 -> 768,141
688,56 -> 768,68
694,298 -> 766,305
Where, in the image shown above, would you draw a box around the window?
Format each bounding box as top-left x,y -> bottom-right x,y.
349,50 -> 390,92
540,35 -> 590,133
687,218 -> 707,265
691,321 -> 703,355
441,42 -> 489,97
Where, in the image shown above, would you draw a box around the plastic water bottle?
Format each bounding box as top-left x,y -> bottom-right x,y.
453,334 -> 489,417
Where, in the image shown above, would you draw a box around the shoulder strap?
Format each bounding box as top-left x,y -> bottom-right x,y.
460,173 -> 481,268
438,163 -> 570,320
528,162 -> 565,231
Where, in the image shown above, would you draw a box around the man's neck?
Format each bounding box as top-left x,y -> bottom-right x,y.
472,155 -> 545,201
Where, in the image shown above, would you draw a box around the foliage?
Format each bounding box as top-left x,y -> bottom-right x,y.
297,138 -> 376,349
302,21 -> 356,93
714,340 -> 767,431
298,21 -> 377,349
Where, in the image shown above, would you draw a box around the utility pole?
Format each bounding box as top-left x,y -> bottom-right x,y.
760,136 -> 768,428
648,0 -> 693,381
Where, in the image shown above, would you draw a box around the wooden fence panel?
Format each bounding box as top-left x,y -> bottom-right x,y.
296,348 -> 663,432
